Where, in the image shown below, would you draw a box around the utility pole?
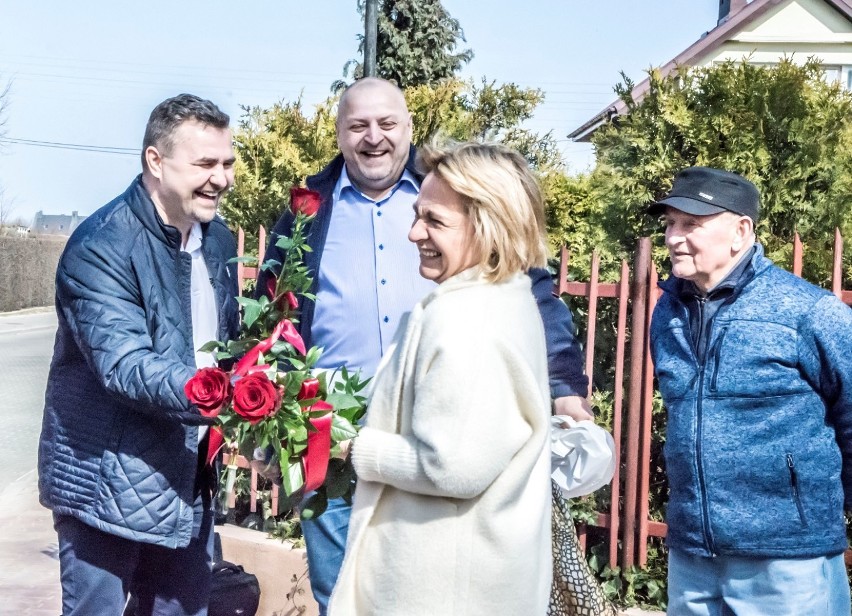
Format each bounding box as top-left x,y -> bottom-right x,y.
364,0 -> 378,77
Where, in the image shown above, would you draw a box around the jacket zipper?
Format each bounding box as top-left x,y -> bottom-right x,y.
786,454 -> 808,527
691,297 -> 717,555
709,327 -> 727,393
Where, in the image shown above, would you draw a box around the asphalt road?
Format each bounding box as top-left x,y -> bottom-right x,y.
0,310 -> 57,495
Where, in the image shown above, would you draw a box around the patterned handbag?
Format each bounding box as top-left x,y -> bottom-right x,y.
547,482 -> 617,616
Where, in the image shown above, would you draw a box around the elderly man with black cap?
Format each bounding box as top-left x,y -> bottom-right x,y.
648,167 -> 852,615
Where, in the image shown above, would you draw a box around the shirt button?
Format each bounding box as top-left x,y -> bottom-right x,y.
383,316 -> 389,323
377,211 -> 382,217
378,244 -> 384,250
381,279 -> 387,285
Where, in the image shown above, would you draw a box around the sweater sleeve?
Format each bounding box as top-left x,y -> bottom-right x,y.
353,328 -> 546,499
528,267 -> 589,398
798,295 -> 852,508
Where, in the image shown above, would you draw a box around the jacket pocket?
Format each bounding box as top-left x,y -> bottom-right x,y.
786,454 -> 808,527
709,327 -> 727,393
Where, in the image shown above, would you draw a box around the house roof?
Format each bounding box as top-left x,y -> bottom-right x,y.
568,0 -> 852,142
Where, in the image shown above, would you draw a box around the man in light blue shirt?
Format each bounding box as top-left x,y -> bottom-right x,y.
258,77 -> 592,614
310,164 -> 430,377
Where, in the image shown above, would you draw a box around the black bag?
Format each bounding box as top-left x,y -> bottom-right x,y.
208,560 -> 261,616
208,531 -> 261,616
123,533 -> 261,616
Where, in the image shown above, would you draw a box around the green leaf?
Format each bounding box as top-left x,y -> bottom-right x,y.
304,346 -> 322,368
236,296 -> 263,330
275,236 -> 295,251
198,340 -> 222,353
325,392 -> 361,411
281,457 -> 304,496
330,415 -> 359,442
260,259 -> 281,272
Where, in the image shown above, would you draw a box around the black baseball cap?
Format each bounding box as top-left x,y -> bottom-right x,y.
647,166 -> 759,222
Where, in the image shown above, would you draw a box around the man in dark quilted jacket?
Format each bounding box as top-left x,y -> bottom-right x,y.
38,94 -> 240,615
649,167 -> 852,615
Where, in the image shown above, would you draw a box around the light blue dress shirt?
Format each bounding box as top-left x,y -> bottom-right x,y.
310,166 -> 436,378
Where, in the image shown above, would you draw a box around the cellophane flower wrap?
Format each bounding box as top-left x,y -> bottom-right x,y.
185,186 -> 368,519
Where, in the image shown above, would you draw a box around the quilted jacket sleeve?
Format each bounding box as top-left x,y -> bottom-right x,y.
56,233 -> 204,425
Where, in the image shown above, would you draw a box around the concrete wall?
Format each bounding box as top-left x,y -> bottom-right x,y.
0,236 -> 66,312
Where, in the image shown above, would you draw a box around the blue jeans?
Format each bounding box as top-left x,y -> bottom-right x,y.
55,493 -> 214,616
301,497 -> 351,615
667,548 -> 851,615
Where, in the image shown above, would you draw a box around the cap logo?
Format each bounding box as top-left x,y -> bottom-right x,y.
698,192 -> 714,200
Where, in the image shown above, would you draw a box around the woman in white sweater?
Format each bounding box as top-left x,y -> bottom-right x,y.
329,142 -> 553,615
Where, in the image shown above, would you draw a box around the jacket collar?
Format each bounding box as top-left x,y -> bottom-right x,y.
126,175 -> 213,251
659,243 -> 772,298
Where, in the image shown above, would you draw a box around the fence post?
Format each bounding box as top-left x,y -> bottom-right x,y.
622,237 -> 652,570
637,262 -> 659,566
832,228 -> 843,300
608,259 -> 630,568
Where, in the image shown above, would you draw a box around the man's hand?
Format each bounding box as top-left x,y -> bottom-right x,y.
553,395 -> 594,422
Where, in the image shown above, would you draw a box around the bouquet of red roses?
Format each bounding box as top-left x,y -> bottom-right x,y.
185,187 -> 368,518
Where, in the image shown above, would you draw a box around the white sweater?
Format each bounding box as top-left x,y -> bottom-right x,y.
329,269 -> 553,616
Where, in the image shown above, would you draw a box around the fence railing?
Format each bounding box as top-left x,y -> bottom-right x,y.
229,226 -> 850,568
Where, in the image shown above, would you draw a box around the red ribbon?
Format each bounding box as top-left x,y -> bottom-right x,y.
233,319 -> 306,377
303,401 -> 333,492
206,426 -> 224,465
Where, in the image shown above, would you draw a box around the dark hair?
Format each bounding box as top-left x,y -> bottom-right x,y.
141,94 -> 230,170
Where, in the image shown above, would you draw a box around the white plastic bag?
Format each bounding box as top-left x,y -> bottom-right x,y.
550,415 -> 616,498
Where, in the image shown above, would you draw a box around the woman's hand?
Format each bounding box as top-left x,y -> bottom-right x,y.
335,439 -> 352,460
553,395 -> 594,422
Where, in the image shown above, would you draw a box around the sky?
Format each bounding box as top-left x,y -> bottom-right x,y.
0,1 -> 720,224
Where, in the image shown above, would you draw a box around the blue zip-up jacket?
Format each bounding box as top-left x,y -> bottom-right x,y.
651,244 -> 852,558
38,177 -> 240,548
258,147 -> 589,399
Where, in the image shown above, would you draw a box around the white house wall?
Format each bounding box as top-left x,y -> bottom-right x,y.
693,0 -> 852,87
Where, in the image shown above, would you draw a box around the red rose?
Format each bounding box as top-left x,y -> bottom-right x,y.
232,373 -> 279,425
284,291 -> 299,311
298,377 -> 320,401
184,367 -> 233,418
290,187 -> 321,217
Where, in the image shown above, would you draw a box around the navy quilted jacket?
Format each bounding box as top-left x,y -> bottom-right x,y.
38,177 -> 239,548
651,245 -> 852,559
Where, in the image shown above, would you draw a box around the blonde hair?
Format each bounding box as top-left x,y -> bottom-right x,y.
417,141 -> 549,283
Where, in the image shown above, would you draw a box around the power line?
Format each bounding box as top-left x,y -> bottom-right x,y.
0,137 -> 140,156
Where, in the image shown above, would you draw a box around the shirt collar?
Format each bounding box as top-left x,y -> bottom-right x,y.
334,165 -> 420,203
181,222 -> 203,254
